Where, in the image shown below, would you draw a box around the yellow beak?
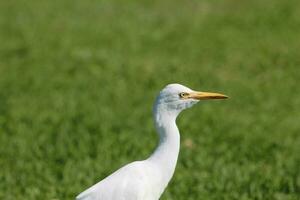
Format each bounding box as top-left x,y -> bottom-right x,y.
189,91 -> 228,100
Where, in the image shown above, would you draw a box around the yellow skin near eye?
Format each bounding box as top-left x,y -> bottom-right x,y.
179,92 -> 189,99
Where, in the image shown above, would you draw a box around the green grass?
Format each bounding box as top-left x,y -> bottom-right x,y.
0,0 -> 300,199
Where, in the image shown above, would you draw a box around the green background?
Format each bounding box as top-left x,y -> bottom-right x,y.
0,0 -> 299,199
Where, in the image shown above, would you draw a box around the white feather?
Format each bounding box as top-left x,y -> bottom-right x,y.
76,84 -> 207,200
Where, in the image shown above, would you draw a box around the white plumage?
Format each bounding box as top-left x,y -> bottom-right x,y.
76,84 -> 227,200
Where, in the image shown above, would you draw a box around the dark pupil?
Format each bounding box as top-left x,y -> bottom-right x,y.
180,93 -> 187,97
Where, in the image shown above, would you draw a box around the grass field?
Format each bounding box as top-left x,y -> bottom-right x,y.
0,0 -> 300,199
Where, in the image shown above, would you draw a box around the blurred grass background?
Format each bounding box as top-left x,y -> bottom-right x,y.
0,0 -> 300,199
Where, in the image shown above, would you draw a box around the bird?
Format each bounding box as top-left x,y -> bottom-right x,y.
76,83 -> 228,200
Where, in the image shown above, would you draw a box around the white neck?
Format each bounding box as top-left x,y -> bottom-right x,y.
147,104 -> 180,189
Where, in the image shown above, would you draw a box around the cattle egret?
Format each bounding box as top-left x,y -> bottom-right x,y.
76,83 -> 228,200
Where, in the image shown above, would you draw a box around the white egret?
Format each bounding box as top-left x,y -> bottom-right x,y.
76,83 -> 228,200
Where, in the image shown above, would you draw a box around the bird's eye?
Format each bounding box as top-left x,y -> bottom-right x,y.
179,92 -> 189,98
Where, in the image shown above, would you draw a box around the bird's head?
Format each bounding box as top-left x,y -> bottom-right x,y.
154,83 -> 228,117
